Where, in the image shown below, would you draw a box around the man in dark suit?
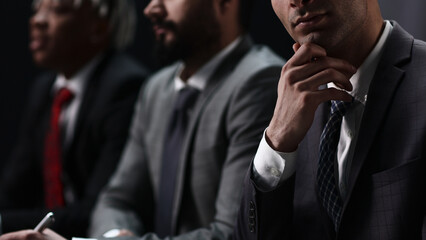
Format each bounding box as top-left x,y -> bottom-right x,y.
234,0 -> 426,239
0,0 -> 147,237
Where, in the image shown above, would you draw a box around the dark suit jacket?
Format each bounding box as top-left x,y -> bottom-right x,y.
89,36 -> 285,240
0,52 -> 148,237
235,22 -> 426,240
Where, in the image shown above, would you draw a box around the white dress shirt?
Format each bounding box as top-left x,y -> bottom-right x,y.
253,21 -> 393,199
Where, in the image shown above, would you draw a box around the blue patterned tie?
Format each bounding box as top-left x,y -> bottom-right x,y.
317,100 -> 352,230
155,86 -> 200,237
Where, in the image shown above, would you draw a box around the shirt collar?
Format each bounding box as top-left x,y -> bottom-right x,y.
174,36 -> 243,92
53,54 -> 104,97
329,20 -> 393,105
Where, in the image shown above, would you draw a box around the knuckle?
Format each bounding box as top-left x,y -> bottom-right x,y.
299,92 -> 311,105
322,68 -> 332,76
303,42 -> 314,50
283,68 -> 297,83
323,68 -> 338,79
294,81 -> 307,92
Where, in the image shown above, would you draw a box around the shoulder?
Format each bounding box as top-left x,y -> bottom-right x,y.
381,22 -> 426,77
224,44 -> 285,91
411,39 -> 426,62
100,53 -> 150,84
27,72 -> 55,102
240,44 -> 286,70
141,62 -> 180,96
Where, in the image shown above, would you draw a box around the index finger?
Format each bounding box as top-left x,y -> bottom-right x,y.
43,229 -> 66,240
289,43 -> 327,66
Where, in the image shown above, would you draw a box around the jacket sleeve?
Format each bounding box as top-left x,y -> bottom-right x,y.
233,163 -> 295,240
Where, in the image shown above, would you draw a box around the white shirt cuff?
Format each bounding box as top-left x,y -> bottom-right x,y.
102,229 -> 121,238
253,130 -> 297,191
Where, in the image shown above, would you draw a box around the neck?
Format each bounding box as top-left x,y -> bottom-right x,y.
330,15 -> 385,68
180,32 -> 241,82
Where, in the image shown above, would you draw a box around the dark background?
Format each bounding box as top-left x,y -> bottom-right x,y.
0,0 -> 424,168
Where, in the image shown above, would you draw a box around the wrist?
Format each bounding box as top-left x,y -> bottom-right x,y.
265,127 -> 298,152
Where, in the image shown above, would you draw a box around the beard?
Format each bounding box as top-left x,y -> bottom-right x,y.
153,23 -> 188,67
153,4 -> 221,67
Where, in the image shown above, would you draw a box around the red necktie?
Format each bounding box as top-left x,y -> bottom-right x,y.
43,87 -> 74,209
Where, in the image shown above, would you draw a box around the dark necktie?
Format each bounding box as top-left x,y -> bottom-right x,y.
155,87 -> 200,237
317,100 -> 352,230
43,87 -> 74,209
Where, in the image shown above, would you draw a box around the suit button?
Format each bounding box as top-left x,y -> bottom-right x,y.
248,201 -> 256,233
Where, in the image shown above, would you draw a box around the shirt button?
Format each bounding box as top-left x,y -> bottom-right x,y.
269,167 -> 280,177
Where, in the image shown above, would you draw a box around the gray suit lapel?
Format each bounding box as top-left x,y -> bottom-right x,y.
149,69 -> 179,192
343,22 -> 413,210
171,36 -> 253,231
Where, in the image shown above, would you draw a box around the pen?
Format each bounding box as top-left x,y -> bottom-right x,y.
34,212 -> 55,232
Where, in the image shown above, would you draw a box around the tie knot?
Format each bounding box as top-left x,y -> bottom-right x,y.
54,88 -> 74,107
330,100 -> 352,116
175,87 -> 200,111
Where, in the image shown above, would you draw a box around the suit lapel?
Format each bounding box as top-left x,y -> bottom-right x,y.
306,101 -> 329,178
171,36 -> 253,231
343,22 -> 413,210
63,53 -> 112,165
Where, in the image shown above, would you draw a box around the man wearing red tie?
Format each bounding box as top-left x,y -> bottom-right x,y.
0,0 -> 147,237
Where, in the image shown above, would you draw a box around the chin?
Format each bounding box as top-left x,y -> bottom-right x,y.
32,54 -> 54,69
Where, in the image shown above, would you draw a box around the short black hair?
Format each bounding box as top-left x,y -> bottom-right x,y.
239,0 -> 253,32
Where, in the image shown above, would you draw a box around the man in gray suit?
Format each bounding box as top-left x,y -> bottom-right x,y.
235,0 -> 426,239
84,0 -> 284,239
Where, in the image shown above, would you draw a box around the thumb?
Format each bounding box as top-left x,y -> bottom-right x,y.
292,43 -> 301,53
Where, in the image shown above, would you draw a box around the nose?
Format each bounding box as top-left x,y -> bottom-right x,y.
144,0 -> 166,22
290,0 -> 313,8
30,8 -> 48,30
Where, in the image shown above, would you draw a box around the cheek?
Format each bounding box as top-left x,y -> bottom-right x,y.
271,0 -> 281,18
272,0 -> 288,17
271,0 -> 290,28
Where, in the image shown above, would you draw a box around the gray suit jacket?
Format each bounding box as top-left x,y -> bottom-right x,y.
235,22 -> 426,240
89,36 -> 285,240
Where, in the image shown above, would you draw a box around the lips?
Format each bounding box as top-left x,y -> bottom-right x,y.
294,13 -> 326,30
152,24 -> 169,39
29,33 -> 47,51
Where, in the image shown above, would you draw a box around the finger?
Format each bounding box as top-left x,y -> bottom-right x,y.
312,57 -> 357,80
289,43 -> 327,66
118,229 -> 135,237
287,57 -> 357,87
298,67 -> 354,92
284,57 -> 355,89
292,43 -> 301,53
313,87 -> 353,104
43,229 -> 66,240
